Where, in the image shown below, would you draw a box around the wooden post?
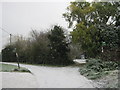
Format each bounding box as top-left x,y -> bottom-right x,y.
10,34 -> 12,45
16,52 -> 20,69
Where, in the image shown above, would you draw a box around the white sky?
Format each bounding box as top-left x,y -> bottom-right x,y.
0,2 -> 2,51
2,2 -> 70,35
0,1 -> 74,51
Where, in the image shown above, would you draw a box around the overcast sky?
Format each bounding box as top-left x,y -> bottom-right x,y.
0,2 -> 2,51
0,0 -> 94,51
2,2 -> 70,35
0,1 -> 74,51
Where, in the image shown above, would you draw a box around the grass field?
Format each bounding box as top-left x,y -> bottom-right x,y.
0,63 -> 30,73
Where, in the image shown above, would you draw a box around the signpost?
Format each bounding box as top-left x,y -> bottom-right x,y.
102,42 -> 106,53
16,52 -> 20,69
13,48 -> 20,69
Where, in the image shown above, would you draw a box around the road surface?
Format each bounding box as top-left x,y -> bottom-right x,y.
2,72 -> 38,88
1,62 -> 95,88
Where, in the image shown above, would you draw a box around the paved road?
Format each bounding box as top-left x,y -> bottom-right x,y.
2,72 -> 38,88
1,62 -> 95,88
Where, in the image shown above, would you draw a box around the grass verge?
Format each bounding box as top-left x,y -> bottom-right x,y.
93,70 -> 118,88
79,59 -> 118,88
0,63 -> 31,73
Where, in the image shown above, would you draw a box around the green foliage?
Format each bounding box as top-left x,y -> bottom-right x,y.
63,2 -> 119,27
2,45 -> 16,62
27,30 -> 50,64
0,53 -> 2,62
2,26 -> 74,66
86,59 -> 118,71
99,25 -> 118,50
0,63 -> 30,73
71,22 -> 101,57
98,24 -> 119,61
2,31 -> 50,64
63,2 -> 95,27
48,25 -> 73,65
63,1 -> 119,58
13,68 -> 31,73
79,59 -> 118,79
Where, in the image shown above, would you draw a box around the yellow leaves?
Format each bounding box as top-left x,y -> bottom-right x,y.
69,2 -> 95,16
71,30 -> 79,43
71,21 -> 98,46
69,4 -> 80,14
71,22 -> 86,43
76,22 -> 86,30
80,6 -> 95,15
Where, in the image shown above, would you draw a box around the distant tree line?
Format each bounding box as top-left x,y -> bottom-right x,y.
0,53 -> 2,62
2,25 -> 74,65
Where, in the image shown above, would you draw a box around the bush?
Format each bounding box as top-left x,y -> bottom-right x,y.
86,59 -> 118,72
2,45 -> 16,62
48,25 -> 74,65
79,59 -> 118,79
2,26 -> 74,66
13,68 -> 31,73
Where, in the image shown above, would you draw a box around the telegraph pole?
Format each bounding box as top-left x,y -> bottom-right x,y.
0,27 -> 12,45
10,34 -> 12,45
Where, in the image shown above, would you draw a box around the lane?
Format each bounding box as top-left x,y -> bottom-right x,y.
2,72 -> 38,88
0,71 -> 2,89
1,62 -> 95,88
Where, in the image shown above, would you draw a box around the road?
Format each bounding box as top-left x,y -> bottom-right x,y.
2,72 -> 38,88
1,62 -> 95,88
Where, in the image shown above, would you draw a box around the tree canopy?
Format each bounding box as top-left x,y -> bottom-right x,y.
63,1 -> 119,58
48,25 -> 73,65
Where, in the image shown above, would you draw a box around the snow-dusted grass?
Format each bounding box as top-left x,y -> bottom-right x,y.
79,59 -> 118,88
93,70 -> 118,88
0,63 -> 30,73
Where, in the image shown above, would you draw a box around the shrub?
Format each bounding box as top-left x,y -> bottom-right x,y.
48,25 -> 74,65
13,68 -> 31,73
2,45 -> 16,62
86,59 -> 118,72
79,59 -> 118,79
2,26 -> 74,66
